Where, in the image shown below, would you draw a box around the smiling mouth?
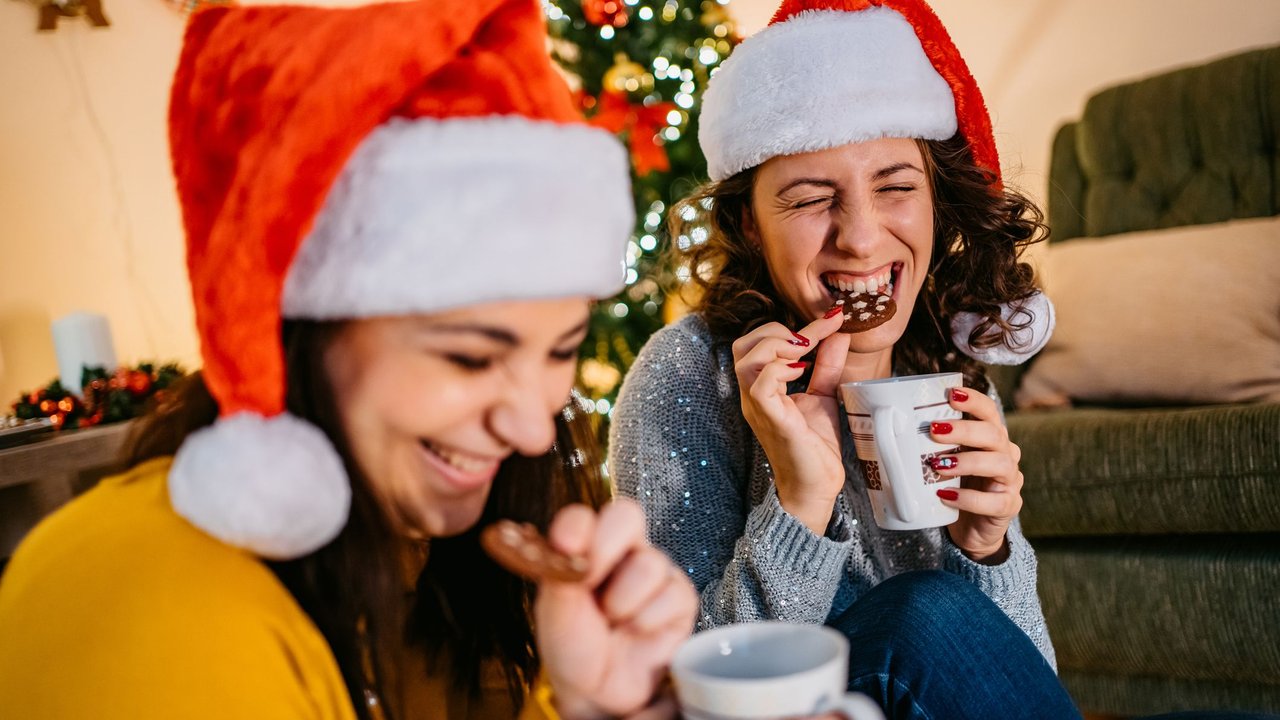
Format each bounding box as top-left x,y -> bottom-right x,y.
820,262 -> 902,301
420,440 -> 502,475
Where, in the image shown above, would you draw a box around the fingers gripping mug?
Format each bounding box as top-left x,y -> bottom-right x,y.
671,622 -> 884,720
840,373 -> 962,531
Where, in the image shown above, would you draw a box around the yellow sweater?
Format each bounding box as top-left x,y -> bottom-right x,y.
0,457 -> 557,720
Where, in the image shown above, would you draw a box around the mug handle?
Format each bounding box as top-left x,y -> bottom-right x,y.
815,691 -> 886,720
871,406 -> 920,524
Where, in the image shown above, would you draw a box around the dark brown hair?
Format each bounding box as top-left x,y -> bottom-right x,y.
667,133 -> 1048,391
124,320 -> 609,719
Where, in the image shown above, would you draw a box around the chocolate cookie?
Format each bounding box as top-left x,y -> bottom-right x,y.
835,291 -> 897,333
480,520 -> 589,583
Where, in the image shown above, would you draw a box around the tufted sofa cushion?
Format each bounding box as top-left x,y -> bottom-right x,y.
1048,46 -> 1280,242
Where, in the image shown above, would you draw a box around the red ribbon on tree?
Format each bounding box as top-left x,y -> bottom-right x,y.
585,90 -> 676,176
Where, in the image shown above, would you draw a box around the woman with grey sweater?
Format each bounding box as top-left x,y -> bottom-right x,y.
611,1 -> 1079,718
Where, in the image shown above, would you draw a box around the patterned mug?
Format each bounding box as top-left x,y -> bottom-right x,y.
840,373 -> 962,531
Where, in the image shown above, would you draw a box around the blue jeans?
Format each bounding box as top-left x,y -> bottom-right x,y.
828,570 -> 1081,720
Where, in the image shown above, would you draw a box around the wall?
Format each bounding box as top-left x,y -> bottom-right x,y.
1,0 -> 1277,403
0,0 -> 191,403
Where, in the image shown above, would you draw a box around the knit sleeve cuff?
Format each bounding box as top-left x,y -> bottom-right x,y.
744,488 -> 853,580
940,527 -> 1037,602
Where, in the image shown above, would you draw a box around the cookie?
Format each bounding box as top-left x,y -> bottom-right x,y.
480,520 -> 589,583
834,290 -> 897,333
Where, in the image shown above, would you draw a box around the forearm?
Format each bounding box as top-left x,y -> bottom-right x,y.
695,489 -> 852,630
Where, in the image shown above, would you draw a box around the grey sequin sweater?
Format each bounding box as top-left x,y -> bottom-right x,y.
610,314 -> 1056,668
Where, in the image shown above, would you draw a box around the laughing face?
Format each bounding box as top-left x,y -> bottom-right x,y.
748,137 -> 935,356
323,299 -> 589,539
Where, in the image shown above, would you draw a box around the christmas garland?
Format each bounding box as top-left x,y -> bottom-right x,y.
11,363 -> 186,430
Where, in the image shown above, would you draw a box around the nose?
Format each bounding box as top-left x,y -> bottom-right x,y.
830,197 -> 880,259
486,371 -> 559,458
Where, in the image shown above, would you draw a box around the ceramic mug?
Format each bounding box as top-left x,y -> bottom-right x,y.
671,622 -> 884,720
840,372 -> 962,531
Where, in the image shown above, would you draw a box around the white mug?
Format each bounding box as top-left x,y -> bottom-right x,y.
840,372 -> 962,531
671,622 -> 884,720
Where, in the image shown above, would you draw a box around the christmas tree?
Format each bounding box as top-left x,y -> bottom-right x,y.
545,0 -> 738,436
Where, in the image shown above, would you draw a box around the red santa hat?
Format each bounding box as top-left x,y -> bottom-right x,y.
698,0 -> 1052,364
167,0 -> 632,559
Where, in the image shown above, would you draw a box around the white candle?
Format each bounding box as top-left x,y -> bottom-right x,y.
51,312 -> 118,394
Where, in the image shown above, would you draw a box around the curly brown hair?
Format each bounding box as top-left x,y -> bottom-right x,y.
667,132 -> 1048,392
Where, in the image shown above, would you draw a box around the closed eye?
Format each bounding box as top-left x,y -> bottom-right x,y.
793,197 -> 833,209
444,354 -> 494,371
550,346 -> 578,363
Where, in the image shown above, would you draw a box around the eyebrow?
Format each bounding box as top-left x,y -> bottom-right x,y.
871,162 -> 925,181
776,177 -> 838,196
775,162 -> 925,196
425,318 -> 590,346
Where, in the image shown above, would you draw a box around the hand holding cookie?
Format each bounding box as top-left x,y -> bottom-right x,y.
524,500 -> 697,720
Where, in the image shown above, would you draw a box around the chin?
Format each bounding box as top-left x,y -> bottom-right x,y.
403,485 -> 493,539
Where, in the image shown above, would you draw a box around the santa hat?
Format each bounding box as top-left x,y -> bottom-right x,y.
698,0 -> 1052,364
167,0 -> 632,559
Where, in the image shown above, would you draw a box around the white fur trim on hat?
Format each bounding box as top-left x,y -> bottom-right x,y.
282,116 -> 634,319
699,7 -> 956,181
951,291 -> 1056,366
169,412 -> 351,559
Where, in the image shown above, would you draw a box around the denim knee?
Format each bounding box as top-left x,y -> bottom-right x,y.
834,570 -> 991,638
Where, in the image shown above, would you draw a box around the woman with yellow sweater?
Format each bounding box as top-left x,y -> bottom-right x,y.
0,1 -> 695,718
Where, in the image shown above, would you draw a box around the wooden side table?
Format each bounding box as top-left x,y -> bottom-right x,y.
0,422 -> 133,559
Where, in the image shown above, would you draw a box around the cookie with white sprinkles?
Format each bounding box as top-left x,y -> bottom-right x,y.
835,290 -> 897,333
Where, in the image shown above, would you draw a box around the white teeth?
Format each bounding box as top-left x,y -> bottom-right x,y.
840,280 -> 852,292
425,442 -> 495,474
854,280 -> 867,293
866,278 -> 879,293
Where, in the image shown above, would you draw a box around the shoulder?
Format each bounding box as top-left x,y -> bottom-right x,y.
0,458 -> 347,717
615,313 -> 743,419
630,313 -> 734,386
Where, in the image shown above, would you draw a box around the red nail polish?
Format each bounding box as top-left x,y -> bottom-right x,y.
951,389 -> 969,403
931,422 -> 953,435
928,456 -> 957,470
789,332 -> 811,347
937,488 -> 959,501
787,361 -> 809,369
823,304 -> 844,319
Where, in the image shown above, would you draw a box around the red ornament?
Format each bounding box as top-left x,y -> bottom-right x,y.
583,0 -> 628,28
127,371 -> 153,397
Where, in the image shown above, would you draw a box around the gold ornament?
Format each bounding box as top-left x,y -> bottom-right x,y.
580,358 -> 623,396
603,54 -> 654,95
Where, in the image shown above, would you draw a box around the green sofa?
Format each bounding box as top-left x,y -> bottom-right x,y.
997,46 -> 1280,715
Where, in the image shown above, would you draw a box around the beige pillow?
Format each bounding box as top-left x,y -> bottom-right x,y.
1016,215 -> 1280,409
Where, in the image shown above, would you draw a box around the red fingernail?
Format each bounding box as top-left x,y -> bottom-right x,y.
789,332 -> 811,347
931,422 -> 953,435
937,488 -> 959,501
929,456 -> 957,470
951,389 -> 969,403
823,304 -> 844,319
787,361 -> 809,369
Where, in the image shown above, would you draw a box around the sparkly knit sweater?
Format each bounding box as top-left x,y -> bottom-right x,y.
610,313 -> 1056,668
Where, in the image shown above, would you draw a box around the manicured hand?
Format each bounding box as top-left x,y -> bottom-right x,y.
731,306 -> 852,534
534,500 -> 697,720
929,387 -> 1023,564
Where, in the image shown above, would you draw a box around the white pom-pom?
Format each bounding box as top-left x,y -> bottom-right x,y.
169,412 -> 351,560
951,291 -> 1056,366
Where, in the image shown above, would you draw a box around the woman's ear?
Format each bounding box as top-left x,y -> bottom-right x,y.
740,204 -> 760,247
